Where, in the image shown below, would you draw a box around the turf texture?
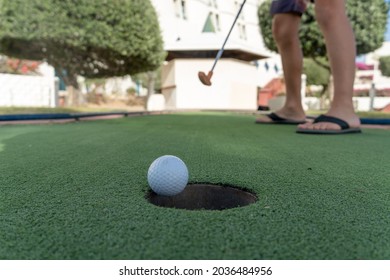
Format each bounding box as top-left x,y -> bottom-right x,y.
0,113 -> 389,260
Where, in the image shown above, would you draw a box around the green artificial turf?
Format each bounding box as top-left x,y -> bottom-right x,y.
0,113 -> 389,260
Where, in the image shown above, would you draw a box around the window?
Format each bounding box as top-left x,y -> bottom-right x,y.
202,13 -> 216,33
202,12 -> 221,33
174,0 -> 187,20
234,1 -> 247,40
214,13 -> 220,31
209,0 -> 218,8
234,1 -> 245,20
181,0 -> 187,19
203,0 -> 220,33
238,23 -> 247,40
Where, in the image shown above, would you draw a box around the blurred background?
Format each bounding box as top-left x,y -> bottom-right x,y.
0,0 -> 390,115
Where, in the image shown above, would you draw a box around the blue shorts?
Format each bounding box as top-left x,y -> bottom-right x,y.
270,0 -> 314,16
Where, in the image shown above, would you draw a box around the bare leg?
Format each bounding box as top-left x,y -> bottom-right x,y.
257,13 -> 306,122
298,0 -> 360,131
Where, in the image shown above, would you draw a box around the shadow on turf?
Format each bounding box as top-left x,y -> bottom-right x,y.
147,183 -> 257,211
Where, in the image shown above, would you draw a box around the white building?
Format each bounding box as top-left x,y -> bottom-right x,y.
353,42 -> 390,111
0,60 -> 59,108
150,0 -> 277,110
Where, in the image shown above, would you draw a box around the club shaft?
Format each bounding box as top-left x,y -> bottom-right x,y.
210,0 -> 247,72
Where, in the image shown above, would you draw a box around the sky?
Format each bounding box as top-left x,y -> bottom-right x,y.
386,0 -> 390,41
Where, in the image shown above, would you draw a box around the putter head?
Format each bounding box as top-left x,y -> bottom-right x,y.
198,71 -> 213,86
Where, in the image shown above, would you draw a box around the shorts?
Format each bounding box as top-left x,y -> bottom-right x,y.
270,0 -> 314,16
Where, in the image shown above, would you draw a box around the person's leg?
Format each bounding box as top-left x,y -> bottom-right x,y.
257,13 -> 306,123
298,0 -> 360,131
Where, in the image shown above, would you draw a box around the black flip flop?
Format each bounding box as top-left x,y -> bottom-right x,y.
296,115 -> 362,134
255,112 -> 306,125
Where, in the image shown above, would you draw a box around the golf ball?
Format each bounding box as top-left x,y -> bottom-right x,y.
147,155 -> 189,196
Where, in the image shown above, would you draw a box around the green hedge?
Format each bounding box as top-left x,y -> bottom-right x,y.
379,56 -> 390,77
0,0 -> 165,79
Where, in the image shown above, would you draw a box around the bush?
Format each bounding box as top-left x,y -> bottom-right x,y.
0,0 -> 166,85
379,56 -> 390,77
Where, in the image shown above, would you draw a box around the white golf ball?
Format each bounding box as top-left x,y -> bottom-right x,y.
147,155 -> 189,196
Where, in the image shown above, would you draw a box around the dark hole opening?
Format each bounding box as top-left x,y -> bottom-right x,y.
147,184 -> 257,211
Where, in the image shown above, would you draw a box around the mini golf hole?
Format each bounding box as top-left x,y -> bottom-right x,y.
147,184 -> 257,211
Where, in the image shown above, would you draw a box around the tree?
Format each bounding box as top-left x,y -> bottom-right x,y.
258,0 -> 388,102
303,58 -> 330,94
0,0 -> 165,104
134,69 -> 162,93
0,55 -> 8,73
258,0 -> 389,59
379,56 -> 390,77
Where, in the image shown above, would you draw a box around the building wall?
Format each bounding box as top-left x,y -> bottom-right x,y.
353,96 -> 390,111
161,58 -> 258,110
152,0 -> 277,110
0,74 -> 59,108
151,0 -> 267,53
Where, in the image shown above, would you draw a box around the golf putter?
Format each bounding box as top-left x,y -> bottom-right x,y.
198,0 -> 247,86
